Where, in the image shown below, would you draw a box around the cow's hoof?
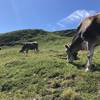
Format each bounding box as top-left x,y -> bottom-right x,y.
85,67 -> 90,72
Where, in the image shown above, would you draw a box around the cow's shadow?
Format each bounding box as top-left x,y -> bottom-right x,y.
70,62 -> 85,69
70,62 -> 100,72
90,64 -> 100,71
56,53 -> 100,72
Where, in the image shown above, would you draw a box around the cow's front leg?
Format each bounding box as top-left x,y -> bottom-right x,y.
85,53 -> 93,71
85,42 -> 94,71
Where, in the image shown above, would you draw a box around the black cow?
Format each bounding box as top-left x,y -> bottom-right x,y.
65,14 -> 100,71
19,41 -> 39,54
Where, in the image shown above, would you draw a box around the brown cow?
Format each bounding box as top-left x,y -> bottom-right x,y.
65,13 -> 100,71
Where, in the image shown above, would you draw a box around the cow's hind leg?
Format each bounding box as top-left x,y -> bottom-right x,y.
24,49 -> 28,56
85,41 -> 94,72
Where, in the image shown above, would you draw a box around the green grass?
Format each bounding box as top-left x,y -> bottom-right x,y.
0,37 -> 100,100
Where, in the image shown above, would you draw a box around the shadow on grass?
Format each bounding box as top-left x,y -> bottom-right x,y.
70,62 -> 100,72
56,53 -> 100,72
91,64 -> 100,72
70,62 -> 85,69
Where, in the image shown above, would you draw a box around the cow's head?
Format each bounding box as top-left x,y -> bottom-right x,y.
65,44 -> 79,63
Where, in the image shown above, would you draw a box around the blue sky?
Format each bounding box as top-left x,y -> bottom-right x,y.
0,0 -> 99,33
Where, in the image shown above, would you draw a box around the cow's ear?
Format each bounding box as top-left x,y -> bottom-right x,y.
65,44 -> 69,49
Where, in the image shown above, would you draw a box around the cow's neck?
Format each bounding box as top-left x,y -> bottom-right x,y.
70,37 -> 83,53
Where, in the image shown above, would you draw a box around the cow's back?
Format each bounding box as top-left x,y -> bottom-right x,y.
77,13 -> 100,41
24,43 -> 38,49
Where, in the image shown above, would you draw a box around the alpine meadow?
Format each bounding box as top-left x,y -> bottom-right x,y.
0,29 -> 100,100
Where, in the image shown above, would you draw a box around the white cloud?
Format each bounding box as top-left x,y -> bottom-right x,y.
57,22 -> 65,28
47,9 -> 97,31
60,9 -> 96,23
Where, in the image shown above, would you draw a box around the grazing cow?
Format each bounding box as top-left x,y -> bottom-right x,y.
65,14 -> 100,71
19,41 -> 39,54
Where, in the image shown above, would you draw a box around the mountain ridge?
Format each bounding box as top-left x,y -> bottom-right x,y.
0,29 -> 76,46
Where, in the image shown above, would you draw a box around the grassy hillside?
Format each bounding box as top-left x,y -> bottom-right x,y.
0,29 -> 75,46
0,29 -> 100,100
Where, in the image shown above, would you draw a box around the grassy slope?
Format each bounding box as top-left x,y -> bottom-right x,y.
0,31 -> 100,100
